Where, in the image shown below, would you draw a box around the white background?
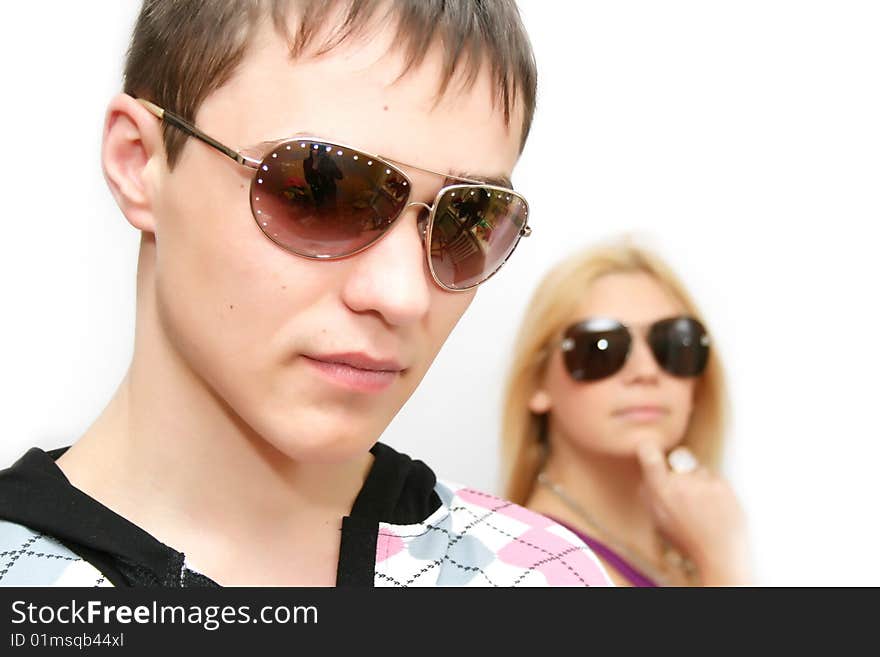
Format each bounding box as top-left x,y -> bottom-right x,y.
1,2 -> 878,585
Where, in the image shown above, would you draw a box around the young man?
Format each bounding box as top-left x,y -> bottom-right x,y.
0,0 -> 610,587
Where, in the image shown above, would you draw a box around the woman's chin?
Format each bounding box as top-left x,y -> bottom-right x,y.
607,428 -> 679,457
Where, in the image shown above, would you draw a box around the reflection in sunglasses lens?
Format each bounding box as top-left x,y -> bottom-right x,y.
250,140 -> 410,258
429,186 -> 528,290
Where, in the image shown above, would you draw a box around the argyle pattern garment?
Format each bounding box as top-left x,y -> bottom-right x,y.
0,520 -> 111,586
374,480 -> 610,587
0,485 -> 611,587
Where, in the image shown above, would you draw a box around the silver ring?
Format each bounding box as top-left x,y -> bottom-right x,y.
667,446 -> 699,474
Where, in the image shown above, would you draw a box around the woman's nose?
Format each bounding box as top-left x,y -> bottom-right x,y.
621,333 -> 662,383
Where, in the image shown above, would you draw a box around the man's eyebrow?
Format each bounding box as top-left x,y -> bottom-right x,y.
449,170 -> 514,189
263,131 -> 313,144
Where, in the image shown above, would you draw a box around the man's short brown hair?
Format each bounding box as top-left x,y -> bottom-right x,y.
123,0 -> 538,168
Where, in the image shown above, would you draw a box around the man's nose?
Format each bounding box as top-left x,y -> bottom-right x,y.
339,205 -> 431,327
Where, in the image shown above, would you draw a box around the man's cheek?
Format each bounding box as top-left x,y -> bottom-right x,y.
426,299 -> 473,353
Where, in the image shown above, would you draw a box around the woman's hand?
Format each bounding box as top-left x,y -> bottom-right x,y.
637,442 -> 755,586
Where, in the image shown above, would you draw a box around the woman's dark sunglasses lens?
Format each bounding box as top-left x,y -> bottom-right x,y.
648,317 -> 710,377
428,186 -> 528,290
562,319 -> 631,381
250,140 -> 410,257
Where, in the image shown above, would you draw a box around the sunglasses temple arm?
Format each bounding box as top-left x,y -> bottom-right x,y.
135,98 -> 260,169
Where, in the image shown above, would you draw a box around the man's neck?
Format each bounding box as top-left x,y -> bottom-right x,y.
55,281 -> 373,584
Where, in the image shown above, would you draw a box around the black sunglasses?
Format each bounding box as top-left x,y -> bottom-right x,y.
135,97 -> 531,292
559,316 -> 710,381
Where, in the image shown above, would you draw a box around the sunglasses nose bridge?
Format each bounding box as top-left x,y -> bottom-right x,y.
404,201 -> 434,240
623,328 -> 663,379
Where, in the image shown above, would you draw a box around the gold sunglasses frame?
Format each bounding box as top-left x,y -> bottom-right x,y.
135,97 -> 531,292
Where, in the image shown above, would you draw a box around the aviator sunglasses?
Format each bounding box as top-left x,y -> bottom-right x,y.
559,316 -> 710,382
136,98 -> 531,291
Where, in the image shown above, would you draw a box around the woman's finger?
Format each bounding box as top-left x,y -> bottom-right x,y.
637,442 -> 669,496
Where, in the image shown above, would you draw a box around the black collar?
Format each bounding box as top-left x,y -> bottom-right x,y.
0,442 -> 440,586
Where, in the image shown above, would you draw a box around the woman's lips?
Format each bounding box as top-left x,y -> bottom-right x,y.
612,406 -> 668,422
302,354 -> 402,393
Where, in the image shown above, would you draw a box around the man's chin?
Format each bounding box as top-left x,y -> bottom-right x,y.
256,422 -> 383,465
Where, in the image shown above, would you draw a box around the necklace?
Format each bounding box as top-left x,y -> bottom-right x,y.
536,472 -> 699,586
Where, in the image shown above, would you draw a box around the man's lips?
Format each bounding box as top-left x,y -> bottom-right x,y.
301,352 -> 404,393
304,352 -> 405,372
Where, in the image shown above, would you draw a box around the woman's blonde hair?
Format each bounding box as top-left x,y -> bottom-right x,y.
501,238 -> 729,505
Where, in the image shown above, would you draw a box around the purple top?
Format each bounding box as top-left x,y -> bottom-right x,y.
547,515 -> 659,587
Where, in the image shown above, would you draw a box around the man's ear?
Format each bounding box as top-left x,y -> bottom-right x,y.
528,389 -> 552,414
101,93 -> 165,234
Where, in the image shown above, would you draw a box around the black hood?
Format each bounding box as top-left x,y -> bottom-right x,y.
0,442 -> 440,587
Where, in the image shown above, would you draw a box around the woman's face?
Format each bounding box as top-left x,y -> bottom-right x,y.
531,272 -> 698,458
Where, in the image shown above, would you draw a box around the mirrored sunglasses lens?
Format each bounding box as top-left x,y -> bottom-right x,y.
648,317 -> 710,377
428,186 -> 528,290
250,141 -> 409,257
562,319 -> 631,381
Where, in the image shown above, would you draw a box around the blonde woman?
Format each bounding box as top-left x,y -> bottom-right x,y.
501,241 -> 754,586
